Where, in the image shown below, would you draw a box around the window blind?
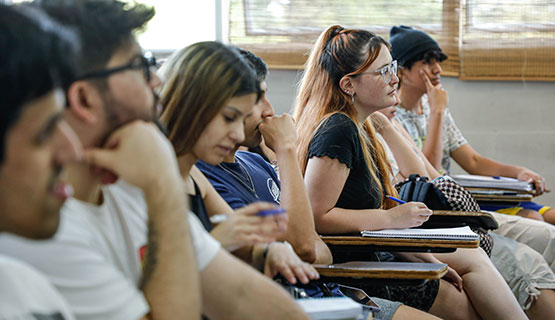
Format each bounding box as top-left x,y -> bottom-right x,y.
229,0 -> 555,81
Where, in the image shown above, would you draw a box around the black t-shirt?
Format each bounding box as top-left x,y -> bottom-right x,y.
189,179 -> 212,232
308,113 -> 383,210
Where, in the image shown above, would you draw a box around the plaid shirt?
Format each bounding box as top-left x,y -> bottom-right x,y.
393,94 -> 467,174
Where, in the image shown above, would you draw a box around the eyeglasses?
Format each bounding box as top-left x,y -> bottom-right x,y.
76,52 -> 157,82
359,60 -> 398,84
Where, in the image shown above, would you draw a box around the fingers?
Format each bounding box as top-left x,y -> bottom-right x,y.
268,260 -> 319,285
84,148 -> 117,171
259,115 -> 297,151
276,263 -> 298,284
535,177 -> 546,194
229,215 -> 284,241
235,201 -> 279,216
445,268 -> 464,292
405,202 -> 433,217
420,70 -> 434,90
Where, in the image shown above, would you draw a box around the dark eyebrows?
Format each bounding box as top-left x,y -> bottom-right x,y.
34,112 -> 64,144
222,105 -> 243,116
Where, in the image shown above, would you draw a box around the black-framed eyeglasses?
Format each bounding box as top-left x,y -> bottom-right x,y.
76,52 -> 157,82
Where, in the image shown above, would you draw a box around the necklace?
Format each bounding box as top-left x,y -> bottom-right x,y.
218,158 -> 259,199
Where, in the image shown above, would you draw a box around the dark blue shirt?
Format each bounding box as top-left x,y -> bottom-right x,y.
196,151 -> 281,209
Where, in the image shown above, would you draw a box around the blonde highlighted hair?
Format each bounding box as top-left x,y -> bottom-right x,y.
158,41 -> 260,156
293,25 -> 397,209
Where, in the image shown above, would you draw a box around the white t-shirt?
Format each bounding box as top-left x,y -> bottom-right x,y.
0,180 -> 220,320
0,254 -> 75,320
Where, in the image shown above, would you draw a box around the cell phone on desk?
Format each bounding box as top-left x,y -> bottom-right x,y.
338,284 -> 381,312
257,208 -> 286,217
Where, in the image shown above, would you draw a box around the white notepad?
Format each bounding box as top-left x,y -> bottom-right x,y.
452,174 -> 533,192
361,226 -> 479,241
296,296 -> 363,320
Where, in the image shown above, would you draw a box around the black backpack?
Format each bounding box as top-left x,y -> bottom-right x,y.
396,174 -> 492,256
397,174 -> 450,210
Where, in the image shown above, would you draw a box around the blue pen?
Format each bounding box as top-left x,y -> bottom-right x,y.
257,208 -> 286,217
386,195 -> 406,204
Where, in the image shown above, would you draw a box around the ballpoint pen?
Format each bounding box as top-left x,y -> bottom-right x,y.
386,195 -> 406,204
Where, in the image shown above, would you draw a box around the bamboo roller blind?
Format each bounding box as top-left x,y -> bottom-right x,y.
229,0 -> 555,81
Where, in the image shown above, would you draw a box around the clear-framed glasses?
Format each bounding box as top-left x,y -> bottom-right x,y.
76,52 -> 157,82
360,60 -> 398,84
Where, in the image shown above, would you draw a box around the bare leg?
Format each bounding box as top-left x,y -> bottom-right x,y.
392,305 -> 443,320
517,208 -> 545,222
525,289 -> 555,320
428,279 -> 480,320
541,208 -> 555,225
435,248 -> 527,320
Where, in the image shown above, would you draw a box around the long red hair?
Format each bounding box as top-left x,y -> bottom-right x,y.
293,25 -> 397,209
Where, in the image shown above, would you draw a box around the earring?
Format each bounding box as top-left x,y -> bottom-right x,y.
345,91 -> 354,104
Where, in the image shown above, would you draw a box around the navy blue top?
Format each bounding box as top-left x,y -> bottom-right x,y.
196,151 -> 281,209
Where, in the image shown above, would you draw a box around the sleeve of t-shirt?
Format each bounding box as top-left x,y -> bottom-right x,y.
307,113 -> 359,168
198,168 -> 249,210
0,232 -> 149,320
187,212 -> 221,270
0,255 -> 76,320
444,109 -> 468,153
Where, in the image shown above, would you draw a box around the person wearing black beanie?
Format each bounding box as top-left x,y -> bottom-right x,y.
389,26 -> 446,70
389,25 -> 551,218
389,25 -> 555,320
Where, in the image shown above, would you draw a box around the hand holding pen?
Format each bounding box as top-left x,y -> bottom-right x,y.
386,195 -> 432,229
387,195 -> 406,204
208,202 -> 288,252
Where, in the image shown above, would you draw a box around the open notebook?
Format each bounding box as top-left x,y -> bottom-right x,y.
296,297 -> 363,320
361,226 -> 479,241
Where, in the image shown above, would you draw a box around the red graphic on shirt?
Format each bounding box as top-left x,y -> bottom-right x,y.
139,244 -> 147,269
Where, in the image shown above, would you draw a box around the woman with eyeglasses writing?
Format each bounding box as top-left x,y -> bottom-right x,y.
293,25 -> 526,320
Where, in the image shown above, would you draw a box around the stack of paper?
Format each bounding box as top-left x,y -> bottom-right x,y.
452,174 -> 532,192
361,226 -> 479,241
296,297 -> 363,320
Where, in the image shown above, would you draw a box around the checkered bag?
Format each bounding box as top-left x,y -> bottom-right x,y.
396,174 -> 493,256
431,176 -> 493,256
431,176 -> 481,212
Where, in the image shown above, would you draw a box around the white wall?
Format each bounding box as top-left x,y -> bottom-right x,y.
265,69 -> 555,206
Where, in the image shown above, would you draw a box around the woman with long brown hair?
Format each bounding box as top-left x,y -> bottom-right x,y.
294,25 -> 526,320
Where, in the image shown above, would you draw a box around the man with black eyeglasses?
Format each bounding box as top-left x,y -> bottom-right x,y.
1,1 -> 200,319
0,1 -> 310,319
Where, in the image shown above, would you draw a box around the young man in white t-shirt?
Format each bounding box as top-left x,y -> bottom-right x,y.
0,1 -> 309,319
0,4 -> 82,319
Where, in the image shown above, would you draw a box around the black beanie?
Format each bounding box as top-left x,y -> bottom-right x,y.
389,25 -> 443,67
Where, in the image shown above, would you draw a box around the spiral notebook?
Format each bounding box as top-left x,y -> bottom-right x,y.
361,226 -> 479,241
296,296 -> 363,320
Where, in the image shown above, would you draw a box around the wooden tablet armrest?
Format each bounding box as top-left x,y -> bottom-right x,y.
320,235 -> 479,263
313,261 -> 448,280
320,235 -> 479,249
422,210 -> 499,230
